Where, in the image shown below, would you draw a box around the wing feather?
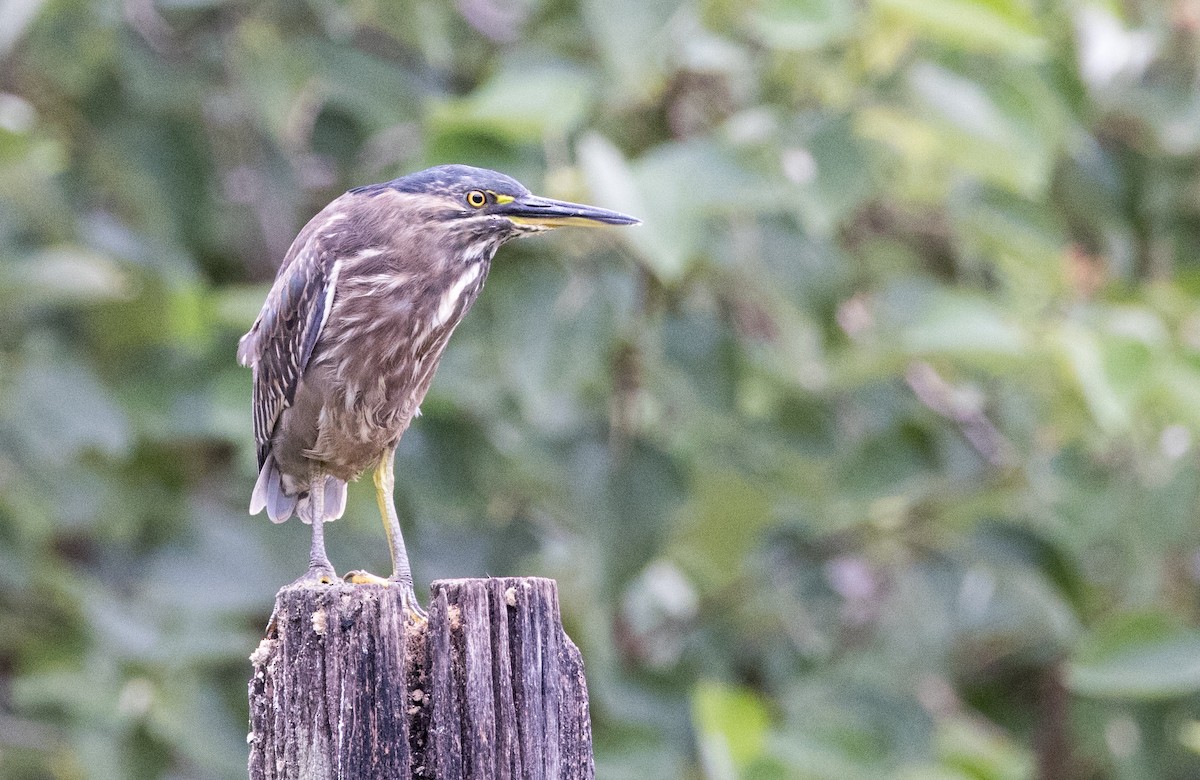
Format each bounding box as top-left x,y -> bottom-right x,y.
238,211 -> 344,468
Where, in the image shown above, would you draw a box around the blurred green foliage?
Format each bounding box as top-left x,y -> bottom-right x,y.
4,0 -> 1200,777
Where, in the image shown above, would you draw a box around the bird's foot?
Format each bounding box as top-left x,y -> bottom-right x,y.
391,576 -> 428,623
286,564 -> 338,589
343,570 -> 428,624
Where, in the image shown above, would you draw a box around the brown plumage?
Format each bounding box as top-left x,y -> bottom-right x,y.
237,164 -> 638,610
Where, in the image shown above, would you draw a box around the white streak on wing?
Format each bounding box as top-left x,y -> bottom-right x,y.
433,263 -> 483,328
236,328 -> 257,366
318,258 -> 342,337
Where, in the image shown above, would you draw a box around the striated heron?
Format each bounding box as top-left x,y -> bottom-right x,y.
238,164 -> 639,617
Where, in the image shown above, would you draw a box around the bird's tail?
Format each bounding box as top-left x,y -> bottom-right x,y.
249,453 -> 347,525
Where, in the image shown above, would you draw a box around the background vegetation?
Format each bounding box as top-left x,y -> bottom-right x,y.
4,0 -> 1200,777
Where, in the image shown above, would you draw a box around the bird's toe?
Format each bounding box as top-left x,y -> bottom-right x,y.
343,569 -> 390,586
395,579 -> 428,624
344,570 -> 427,624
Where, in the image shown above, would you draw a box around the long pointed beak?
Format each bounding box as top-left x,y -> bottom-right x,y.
498,195 -> 641,228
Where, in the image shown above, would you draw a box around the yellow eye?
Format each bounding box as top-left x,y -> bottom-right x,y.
466,190 -> 487,208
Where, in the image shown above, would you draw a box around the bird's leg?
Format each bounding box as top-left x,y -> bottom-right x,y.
376,448 -> 418,591
345,446 -> 426,621
291,481 -> 336,586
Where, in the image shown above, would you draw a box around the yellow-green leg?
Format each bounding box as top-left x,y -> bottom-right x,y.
345,446 -> 426,620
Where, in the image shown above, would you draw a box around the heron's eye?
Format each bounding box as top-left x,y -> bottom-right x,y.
466,190 -> 487,208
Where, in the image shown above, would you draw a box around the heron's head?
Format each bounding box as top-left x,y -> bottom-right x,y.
357,165 -> 639,257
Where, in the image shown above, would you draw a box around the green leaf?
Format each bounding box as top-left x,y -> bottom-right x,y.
670,472 -> 773,591
1051,322 -> 1131,434
693,681 -> 772,777
575,133 -> 676,279
935,718 -> 1035,780
790,115 -> 877,234
579,0 -> 674,101
872,0 -> 1047,60
901,291 -> 1027,359
580,136 -> 785,283
748,0 -> 857,51
1068,612 -> 1200,699
434,64 -> 596,141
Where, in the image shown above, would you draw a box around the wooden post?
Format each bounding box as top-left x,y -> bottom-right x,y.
247,577 -> 593,780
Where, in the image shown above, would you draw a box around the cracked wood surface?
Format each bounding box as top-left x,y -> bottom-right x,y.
247,577 -> 593,780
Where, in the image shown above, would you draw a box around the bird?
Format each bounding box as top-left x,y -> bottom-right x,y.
237,164 -> 639,617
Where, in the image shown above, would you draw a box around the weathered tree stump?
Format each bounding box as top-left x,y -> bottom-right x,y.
247,577 -> 593,780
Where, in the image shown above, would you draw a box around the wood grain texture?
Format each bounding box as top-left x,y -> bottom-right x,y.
248,577 -> 593,780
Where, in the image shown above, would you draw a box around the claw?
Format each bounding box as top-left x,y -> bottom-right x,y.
344,569 -> 391,586
344,571 -> 426,623
395,577 -> 428,624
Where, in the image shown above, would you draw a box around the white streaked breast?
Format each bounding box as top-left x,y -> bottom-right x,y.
433,262 -> 483,328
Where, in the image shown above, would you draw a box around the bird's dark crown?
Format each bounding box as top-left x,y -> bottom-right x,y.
350,165 -> 531,201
